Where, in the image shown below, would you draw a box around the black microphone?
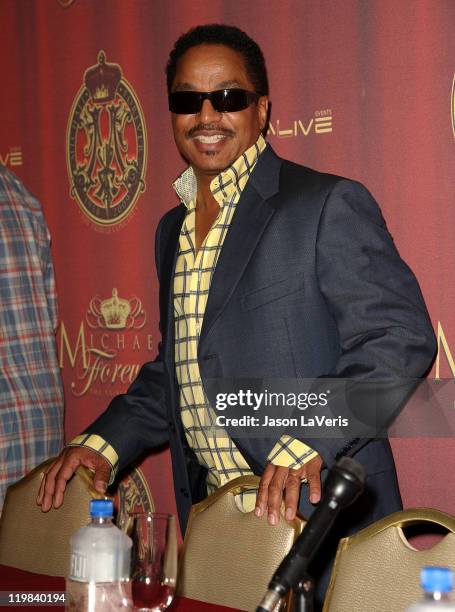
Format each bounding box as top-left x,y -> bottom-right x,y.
256,456 -> 366,612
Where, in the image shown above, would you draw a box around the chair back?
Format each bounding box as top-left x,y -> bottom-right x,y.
0,458 -> 154,577
177,475 -> 305,611
323,507 -> 455,612
0,459 -> 103,576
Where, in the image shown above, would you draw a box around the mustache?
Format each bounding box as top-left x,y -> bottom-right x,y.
186,123 -> 235,138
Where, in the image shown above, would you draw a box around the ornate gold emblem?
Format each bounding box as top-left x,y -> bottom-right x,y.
115,467 -> 155,532
67,51 -> 146,227
86,288 -> 146,330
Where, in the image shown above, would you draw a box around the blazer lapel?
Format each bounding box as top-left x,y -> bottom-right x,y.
159,205 -> 186,370
200,146 -> 283,345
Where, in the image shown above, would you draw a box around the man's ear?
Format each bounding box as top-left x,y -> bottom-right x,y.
257,96 -> 269,132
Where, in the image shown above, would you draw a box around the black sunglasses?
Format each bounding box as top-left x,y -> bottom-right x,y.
168,88 -> 260,114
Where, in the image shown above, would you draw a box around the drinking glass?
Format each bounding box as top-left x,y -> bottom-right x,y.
128,513 -> 177,611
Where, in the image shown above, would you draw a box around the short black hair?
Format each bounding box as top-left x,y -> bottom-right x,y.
166,24 -> 269,96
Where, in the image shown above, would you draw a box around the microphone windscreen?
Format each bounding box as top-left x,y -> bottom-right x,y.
336,456 -> 366,484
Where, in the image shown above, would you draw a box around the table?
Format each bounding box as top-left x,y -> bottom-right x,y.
0,565 -> 242,611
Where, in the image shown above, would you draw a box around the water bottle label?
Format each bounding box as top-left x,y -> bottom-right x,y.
69,551 -> 87,582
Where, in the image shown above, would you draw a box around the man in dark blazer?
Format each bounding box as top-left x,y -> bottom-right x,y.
38,23 -> 436,604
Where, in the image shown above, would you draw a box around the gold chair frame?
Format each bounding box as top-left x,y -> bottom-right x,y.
0,458 -> 154,577
178,474 -> 305,611
323,507 -> 455,612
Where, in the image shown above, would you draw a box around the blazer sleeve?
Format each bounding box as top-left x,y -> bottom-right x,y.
301,179 -> 436,464
84,216 -> 170,471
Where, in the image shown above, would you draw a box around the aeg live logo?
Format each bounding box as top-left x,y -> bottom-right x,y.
0,147 -> 22,167
268,109 -> 333,139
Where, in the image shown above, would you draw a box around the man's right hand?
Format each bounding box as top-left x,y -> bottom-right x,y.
36,447 -> 111,512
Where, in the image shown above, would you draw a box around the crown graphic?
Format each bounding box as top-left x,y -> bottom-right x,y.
84,51 -> 122,103
100,288 -> 131,329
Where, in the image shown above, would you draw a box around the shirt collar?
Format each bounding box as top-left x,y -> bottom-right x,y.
173,134 -> 266,209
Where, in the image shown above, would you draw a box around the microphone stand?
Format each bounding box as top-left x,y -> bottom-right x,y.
256,457 -> 366,612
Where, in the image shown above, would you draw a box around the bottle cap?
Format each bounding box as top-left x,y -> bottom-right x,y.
90,499 -> 114,518
421,567 -> 454,593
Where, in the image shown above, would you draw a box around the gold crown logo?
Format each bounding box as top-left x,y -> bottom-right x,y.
100,288 -> 131,329
86,289 -> 146,330
94,85 -> 109,100
84,51 -> 122,103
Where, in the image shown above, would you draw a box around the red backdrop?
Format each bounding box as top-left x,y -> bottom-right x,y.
1,0 -> 454,519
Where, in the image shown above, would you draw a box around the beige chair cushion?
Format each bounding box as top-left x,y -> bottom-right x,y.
0,458 -> 155,577
324,508 -> 455,612
0,459 -> 104,576
177,475 -> 305,611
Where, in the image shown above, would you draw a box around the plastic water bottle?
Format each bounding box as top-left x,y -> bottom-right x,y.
406,567 -> 455,610
66,499 -> 133,611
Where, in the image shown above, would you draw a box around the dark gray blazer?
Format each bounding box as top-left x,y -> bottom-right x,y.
87,145 -> 436,534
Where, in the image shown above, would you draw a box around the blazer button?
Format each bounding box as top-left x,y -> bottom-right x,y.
179,487 -> 189,498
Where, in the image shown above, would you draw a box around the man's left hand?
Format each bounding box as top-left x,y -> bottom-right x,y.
254,454 -> 323,525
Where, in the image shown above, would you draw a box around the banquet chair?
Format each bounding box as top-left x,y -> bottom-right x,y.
0,458 -> 154,576
177,474 -> 305,611
323,507 -> 455,612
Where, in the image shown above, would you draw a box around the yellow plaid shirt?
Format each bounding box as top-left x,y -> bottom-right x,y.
171,135 -> 316,508
70,136 -> 316,506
